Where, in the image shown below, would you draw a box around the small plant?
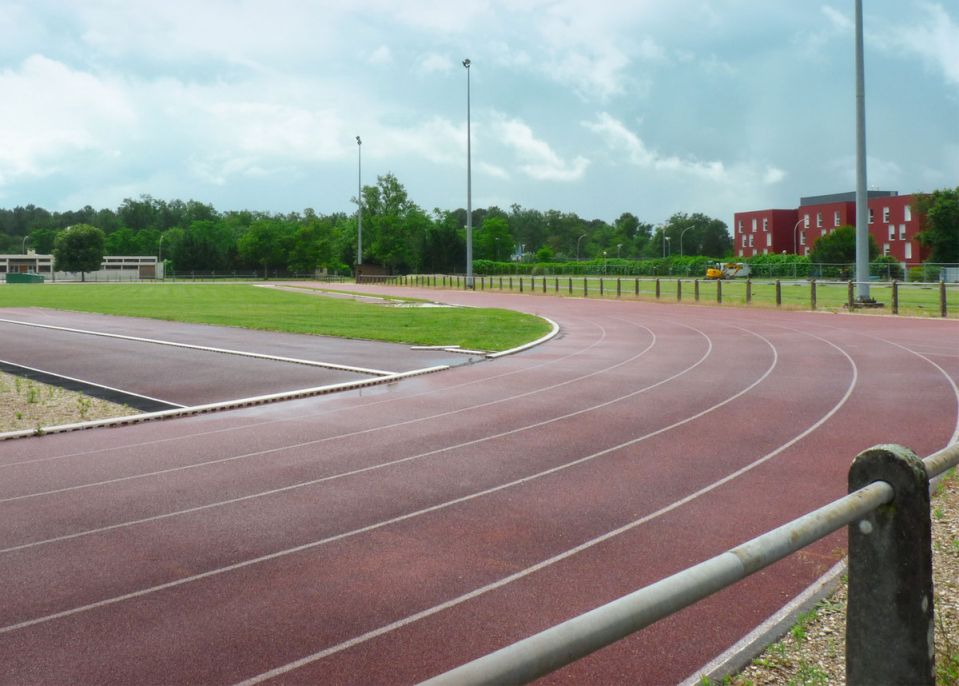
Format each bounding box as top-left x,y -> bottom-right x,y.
788,661 -> 829,685
934,507 -> 945,520
15,376 -> 22,394
77,396 -> 92,419
27,386 -> 39,404
15,411 -> 22,420
33,424 -> 45,436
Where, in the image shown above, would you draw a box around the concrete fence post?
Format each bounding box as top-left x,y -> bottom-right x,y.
542,276 -> 547,293
846,444 -> 934,685
568,277 -> 572,294
655,278 -> 660,299
617,278 -> 621,298
694,279 -> 700,301
746,279 -> 752,304
848,280 -> 854,310
554,277 -> 559,293
599,278 -> 604,296
892,280 -> 899,315
811,279 -> 817,310
775,280 -> 782,306
509,276 -> 513,291
941,280 -> 947,318
519,277 -> 524,293
676,279 -> 682,301
634,277 -> 639,296
716,279 -> 722,304
583,277 -> 587,297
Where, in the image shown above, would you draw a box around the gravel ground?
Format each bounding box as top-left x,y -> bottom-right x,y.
0,370 -> 136,433
729,467 -> 959,685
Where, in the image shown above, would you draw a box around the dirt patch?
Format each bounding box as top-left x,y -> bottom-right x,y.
0,371 -> 137,434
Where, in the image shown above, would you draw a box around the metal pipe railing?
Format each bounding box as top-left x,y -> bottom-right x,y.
421,441 -> 959,686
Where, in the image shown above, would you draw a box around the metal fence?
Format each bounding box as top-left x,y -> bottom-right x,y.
420,442 -> 959,686
381,274 -> 958,318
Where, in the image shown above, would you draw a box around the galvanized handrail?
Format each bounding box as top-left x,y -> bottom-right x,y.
421,441 -> 959,686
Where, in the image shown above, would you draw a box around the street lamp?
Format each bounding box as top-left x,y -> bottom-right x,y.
22,235 -> 30,254
793,217 -> 805,255
603,250 -> 608,274
157,233 -> 165,280
576,233 -> 586,261
494,236 -> 500,262
463,58 -> 473,289
662,233 -> 671,258
617,243 -> 623,258
679,226 -> 693,256
356,135 -> 363,269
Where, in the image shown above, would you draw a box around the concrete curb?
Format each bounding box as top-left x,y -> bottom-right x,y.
0,365 -> 449,442
679,560 -> 847,685
486,317 -> 560,359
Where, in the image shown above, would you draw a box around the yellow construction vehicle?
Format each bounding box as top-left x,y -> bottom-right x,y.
705,262 -> 751,280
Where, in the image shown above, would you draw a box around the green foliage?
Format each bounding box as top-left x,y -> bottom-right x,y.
53,224 -> 105,277
809,226 -> 878,267
915,186 -> 959,263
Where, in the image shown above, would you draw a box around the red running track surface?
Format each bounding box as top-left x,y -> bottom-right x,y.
0,284 -> 956,685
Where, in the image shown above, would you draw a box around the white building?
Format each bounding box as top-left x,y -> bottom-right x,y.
0,252 -> 163,281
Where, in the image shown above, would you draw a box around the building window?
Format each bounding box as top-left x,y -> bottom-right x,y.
763,248 -> 768,255
738,249 -> 744,257
821,229 -> 826,237
804,247 -> 810,257
868,208 -> 874,224
816,212 -> 822,227
766,233 -> 772,247
803,213 -> 810,228
742,235 -> 747,247
883,207 -> 890,222
762,217 -> 768,231
883,243 -> 890,256
752,218 -> 757,232
748,234 -> 754,247
737,219 -> 743,232
904,205 -> 912,222
899,224 -> 906,240
905,243 -> 912,260
888,225 -> 896,241
800,232 -> 806,246
834,210 -> 840,227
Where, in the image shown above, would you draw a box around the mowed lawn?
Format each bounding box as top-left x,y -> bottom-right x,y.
0,283 -> 552,352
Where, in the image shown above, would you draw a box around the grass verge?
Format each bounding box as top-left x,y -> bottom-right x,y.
0,283 -> 551,352
0,371 -> 135,433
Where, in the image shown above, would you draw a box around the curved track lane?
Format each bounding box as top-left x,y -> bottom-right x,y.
0,285 -> 956,685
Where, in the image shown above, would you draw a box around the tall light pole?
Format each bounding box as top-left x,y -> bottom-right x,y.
662,232 -> 671,258
22,235 -> 30,254
617,243 -> 623,258
854,0 -> 870,301
793,217 -> 805,255
356,135 -> 363,270
679,226 -> 693,256
463,58 -> 474,288
576,233 -> 586,261
157,233 -> 165,280
664,236 -> 671,257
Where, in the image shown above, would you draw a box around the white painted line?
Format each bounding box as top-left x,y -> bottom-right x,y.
0,318 -> 396,376
410,345 -> 461,350
0,358 -> 185,409
0,365 -> 449,442
486,316 -> 560,358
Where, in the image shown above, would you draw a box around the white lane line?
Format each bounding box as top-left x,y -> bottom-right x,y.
0,317 -> 396,376
0,316 -> 603,467
0,320 -> 659,503
0,359 -> 185,409
0,322 -> 660,550
0,366 -> 448,444
235,326 -> 859,685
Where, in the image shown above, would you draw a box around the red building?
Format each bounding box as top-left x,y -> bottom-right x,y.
734,191 -> 928,263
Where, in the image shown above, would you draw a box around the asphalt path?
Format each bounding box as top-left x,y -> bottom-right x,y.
0,307 -> 479,406
0,286 -> 956,685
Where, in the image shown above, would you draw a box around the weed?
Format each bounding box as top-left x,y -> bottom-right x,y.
15,376 -> 22,394
27,386 -> 38,404
15,411 -> 22,420
935,507 -> 945,520
33,424 -> 45,436
77,396 -> 92,419
788,661 -> 829,685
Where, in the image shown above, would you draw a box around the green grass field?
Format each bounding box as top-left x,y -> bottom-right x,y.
0,283 -> 552,351
403,274 -> 958,318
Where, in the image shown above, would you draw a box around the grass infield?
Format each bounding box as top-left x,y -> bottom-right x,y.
0,283 -> 552,352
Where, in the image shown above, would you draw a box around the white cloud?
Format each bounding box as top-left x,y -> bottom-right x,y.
821,5 -> 852,32
478,162 -> 510,180
827,155 -> 904,189
585,112 -> 784,187
419,53 -> 453,74
492,114 -> 589,181
887,3 -> 959,87
368,45 -> 392,65
0,55 -> 136,183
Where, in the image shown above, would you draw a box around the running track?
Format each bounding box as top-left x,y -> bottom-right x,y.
1,284 -> 957,685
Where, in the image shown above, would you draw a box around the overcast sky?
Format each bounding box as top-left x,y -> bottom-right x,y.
2,1 -> 957,227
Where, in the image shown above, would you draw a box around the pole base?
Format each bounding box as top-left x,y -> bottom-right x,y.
846,297 -> 884,310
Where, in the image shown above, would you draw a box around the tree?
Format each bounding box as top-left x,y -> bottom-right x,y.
661,212 -> 731,258
809,225 -> 877,265
476,216 -> 512,261
238,219 -> 292,276
916,187 -> 959,263
53,224 -> 105,280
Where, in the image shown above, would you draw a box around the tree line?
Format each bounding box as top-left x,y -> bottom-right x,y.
3,180 -> 954,275
0,174 -> 732,276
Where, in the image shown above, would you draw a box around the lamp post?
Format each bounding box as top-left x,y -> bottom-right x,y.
356,135 -> 363,270
679,226 -> 693,256
617,243 -> 623,258
854,0 -> 870,301
603,250 -> 608,274
793,217 -> 805,255
157,233 -> 165,280
576,233 -> 586,261
463,58 -> 473,289
22,235 -> 30,254
662,232 -> 671,258
494,236 -> 500,262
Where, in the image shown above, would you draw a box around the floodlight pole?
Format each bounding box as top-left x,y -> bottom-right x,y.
463,58 -> 473,289
356,135 -> 363,269
854,0 -> 870,301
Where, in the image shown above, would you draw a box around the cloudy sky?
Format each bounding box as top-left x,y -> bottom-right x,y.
2,1 -> 957,227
